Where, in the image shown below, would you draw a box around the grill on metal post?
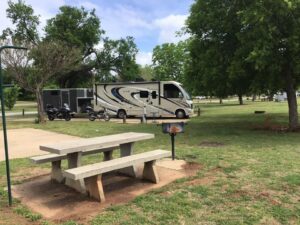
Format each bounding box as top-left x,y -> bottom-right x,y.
162,122 -> 185,160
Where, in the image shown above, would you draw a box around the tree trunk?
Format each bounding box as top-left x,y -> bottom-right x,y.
252,95 -> 256,102
36,89 -> 46,123
268,95 -> 273,102
285,71 -> 298,130
219,98 -> 223,104
238,94 -> 243,105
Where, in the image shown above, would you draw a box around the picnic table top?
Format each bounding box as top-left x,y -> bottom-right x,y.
40,132 -> 154,155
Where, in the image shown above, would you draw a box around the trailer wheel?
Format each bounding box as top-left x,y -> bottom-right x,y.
117,109 -> 126,119
175,109 -> 186,119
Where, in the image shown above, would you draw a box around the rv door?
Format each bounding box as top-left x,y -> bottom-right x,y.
138,90 -> 159,116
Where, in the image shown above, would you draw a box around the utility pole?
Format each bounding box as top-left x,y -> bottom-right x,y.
0,45 -> 27,206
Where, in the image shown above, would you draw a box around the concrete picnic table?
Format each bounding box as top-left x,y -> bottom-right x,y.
39,132 -> 154,192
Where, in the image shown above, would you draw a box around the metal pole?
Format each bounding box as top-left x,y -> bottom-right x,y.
0,53 -> 12,206
0,46 -> 27,206
171,133 -> 175,160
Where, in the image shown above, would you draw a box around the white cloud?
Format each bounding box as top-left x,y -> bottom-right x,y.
153,14 -> 188,44
77,3 -> 153,40
136,51 -> 152,66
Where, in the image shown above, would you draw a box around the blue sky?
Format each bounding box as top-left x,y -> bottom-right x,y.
0,0 -> 194,65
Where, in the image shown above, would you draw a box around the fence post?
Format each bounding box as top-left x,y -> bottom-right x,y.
197,107 -> 201,117
123,115 -> 126,124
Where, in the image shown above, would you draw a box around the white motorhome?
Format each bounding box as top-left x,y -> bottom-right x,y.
94,81 -> 193,118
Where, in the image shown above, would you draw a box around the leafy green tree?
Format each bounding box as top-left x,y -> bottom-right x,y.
3,41 -> 81,122
95,36 -> 140,82
45,6 -> 102,56
238,0 -> 300,130
4,85 -> 20,110
186,0 -> 253,105
139,65 -> 154,81
1,1 -> 81,122
44,6 -> 103,88
187,0 -> 300,129
152,41 -> 188,82
184,37 -> 231,100
1,0 -> 40,45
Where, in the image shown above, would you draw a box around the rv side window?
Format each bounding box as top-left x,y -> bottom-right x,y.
164,84 -> 182,98
50,90 -> 59,96
140,91 -> 149,98
152,91 -> 157,99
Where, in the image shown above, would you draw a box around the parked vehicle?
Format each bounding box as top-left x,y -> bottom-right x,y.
273,92 -> 287,102
194,96 -> 206,100
93,81 -> 193,119
86,106 -> 110,121
46,103 -> 72,121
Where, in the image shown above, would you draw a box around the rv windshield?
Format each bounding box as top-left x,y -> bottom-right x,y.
180,85 -> 191,100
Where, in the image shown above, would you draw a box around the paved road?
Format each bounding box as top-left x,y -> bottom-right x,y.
0,111 -> 37,117
0,128 -> 82,161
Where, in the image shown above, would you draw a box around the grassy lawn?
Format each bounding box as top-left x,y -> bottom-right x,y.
1,100 -> 300,224
0,101 -> 37,113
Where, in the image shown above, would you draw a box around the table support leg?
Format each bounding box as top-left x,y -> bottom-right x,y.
51,161 -> 64,183
103,150 -> 113,161
65,152 -> 86,193
143,160 -> 159,183
119,143 -> 137,177
84,174 -> 105,202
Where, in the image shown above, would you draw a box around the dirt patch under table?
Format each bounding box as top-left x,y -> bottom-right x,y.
12,159 -> 200,224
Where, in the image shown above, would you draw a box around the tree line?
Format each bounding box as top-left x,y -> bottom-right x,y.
151,0 -> 300,131
2,0 -> 300,130
1,0 -> 141,122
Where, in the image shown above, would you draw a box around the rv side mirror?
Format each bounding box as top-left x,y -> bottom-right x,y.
179,92 -> 184,99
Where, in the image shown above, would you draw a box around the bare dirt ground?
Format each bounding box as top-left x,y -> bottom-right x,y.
12,159 -> 201,224
0,128 -> 82,161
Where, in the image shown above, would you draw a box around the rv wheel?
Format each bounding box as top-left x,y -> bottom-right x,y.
117,109 -> 126,119
176,110 -> 186,119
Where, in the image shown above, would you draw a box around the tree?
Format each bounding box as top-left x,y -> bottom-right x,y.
238,0 -> 300,130
139,65 -> 154,81
186,0 -> 253,105
1,0 -> 40,45
44,6 -> 103,88
4,85 -> 20,110
95,36 -> 140,82
152,41 -> 188,82
184,37 -> 231,100
3,41 -> 81,122
1,0 -> 81,122
187,0 -> 300,129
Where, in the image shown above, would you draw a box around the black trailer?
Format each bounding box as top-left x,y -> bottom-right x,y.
42,88 -> 93,113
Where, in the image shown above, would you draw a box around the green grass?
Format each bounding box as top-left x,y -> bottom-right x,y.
1,101 -> 37,112
13,205 -> 42,222
1,99 -> 300,224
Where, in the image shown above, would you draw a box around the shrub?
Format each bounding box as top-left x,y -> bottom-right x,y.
4,85 -> 20,110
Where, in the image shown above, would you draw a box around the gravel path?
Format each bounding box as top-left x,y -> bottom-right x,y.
0,128 -> 82,161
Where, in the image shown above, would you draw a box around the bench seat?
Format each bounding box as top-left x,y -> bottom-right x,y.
63,149 -> 171,202
31,154 -> 68,164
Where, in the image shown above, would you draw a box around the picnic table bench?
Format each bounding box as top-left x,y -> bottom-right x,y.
31,132 -> 155,193
64,150 -> 171,202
